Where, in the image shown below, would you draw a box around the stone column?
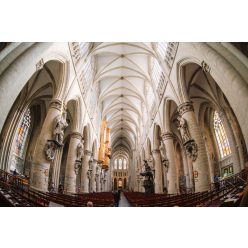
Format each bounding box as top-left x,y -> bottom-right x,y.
30,99 -> 63,192
81,150 -> 92,193
161,132 -> 178,194
64,132 -> 83,193
152,149 -> 163,193
178,102 -> 210,192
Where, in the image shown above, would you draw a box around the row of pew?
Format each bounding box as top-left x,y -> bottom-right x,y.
124,169 -> 248,207
1,168 -> 247,207
0,169 -> 114,207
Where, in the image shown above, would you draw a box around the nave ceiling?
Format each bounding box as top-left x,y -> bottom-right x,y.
90,42 -> 164,158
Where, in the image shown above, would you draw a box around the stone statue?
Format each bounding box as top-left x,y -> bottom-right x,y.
159,140 -> 169,168
53,112 -> 68,145
74,161 -> 81,175
177,115 -> 191,143
185,140 -> 198,161
95,167 -> 99,182
76,140 -> 84,161
87,156 -> 93,179
159,140 -> 166,161
44,141 -> 56,161
140,160 -> 154,193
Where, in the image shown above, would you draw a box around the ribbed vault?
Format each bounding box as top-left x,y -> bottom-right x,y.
92,43 -> 158,159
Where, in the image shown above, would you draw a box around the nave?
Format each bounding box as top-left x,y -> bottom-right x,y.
0,168 -> 247,207
1,42 -> 248,207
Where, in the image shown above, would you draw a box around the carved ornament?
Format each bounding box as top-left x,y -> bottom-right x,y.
44,140 -> 57,161
201,60 -> 211,73
177,102 -> 194,116
74,160 -> 81,175
184,139 -> 198,162
36,58 -> 44,71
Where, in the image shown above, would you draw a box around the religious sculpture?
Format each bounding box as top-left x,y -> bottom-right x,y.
184,140 -> 198,162
44,141 -> 56,161
87,155 -> 93,179
176,115 -> 199,161
95,167 -> 100,182
159,140 -> 169,168
76,139 -> 84,161
53,112 -> 68,145
74,160 -> 81,175
177,115 -> 191,144
201,60 -> 211,73
140,160 -> 155,193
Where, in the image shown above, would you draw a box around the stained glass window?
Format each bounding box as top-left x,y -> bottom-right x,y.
213,111 -> 231,159
15,109 -> 31,158
114,159 -> 117,169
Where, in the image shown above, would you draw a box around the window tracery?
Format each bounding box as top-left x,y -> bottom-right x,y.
15,109 -> 31,158
213,111 -> 231,158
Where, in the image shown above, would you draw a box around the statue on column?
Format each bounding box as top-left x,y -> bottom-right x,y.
177,115 -> 191,144
44,141 -> 56,161
177,115 -> 198,161
87,155 -> 93,179
159,140 -> 169,169
140,160 -> 154,193
74,161 -> 81,175
76,139 -> 84,161
53,112 -> 68,145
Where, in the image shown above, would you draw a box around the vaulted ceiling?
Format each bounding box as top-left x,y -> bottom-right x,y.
91,43 -> 157,157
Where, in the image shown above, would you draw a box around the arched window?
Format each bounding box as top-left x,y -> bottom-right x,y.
123,159 -> 127,170
114,159 -> 117,170
119,158 -> 122,169
15,109 -> 31,158
213,111 -> 231,159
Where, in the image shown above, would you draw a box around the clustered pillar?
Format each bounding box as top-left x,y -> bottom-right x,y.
30,99 -> 63,192
178,102 -> 210,192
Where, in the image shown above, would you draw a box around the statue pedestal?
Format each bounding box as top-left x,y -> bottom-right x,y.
48,139 -> 63,148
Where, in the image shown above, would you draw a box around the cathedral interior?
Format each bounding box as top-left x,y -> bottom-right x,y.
1,42 -> 248,207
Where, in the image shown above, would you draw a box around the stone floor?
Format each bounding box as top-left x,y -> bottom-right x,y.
118,192 -> 131,207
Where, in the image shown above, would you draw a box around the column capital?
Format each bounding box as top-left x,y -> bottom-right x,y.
84,150 -> 93,156
49,99 -> 63,111
70,132 -> 83,140
161,132 -> 174,141
177,101 -> 194,116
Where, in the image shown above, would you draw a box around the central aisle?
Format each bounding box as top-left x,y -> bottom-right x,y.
118,192 -> 131,207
